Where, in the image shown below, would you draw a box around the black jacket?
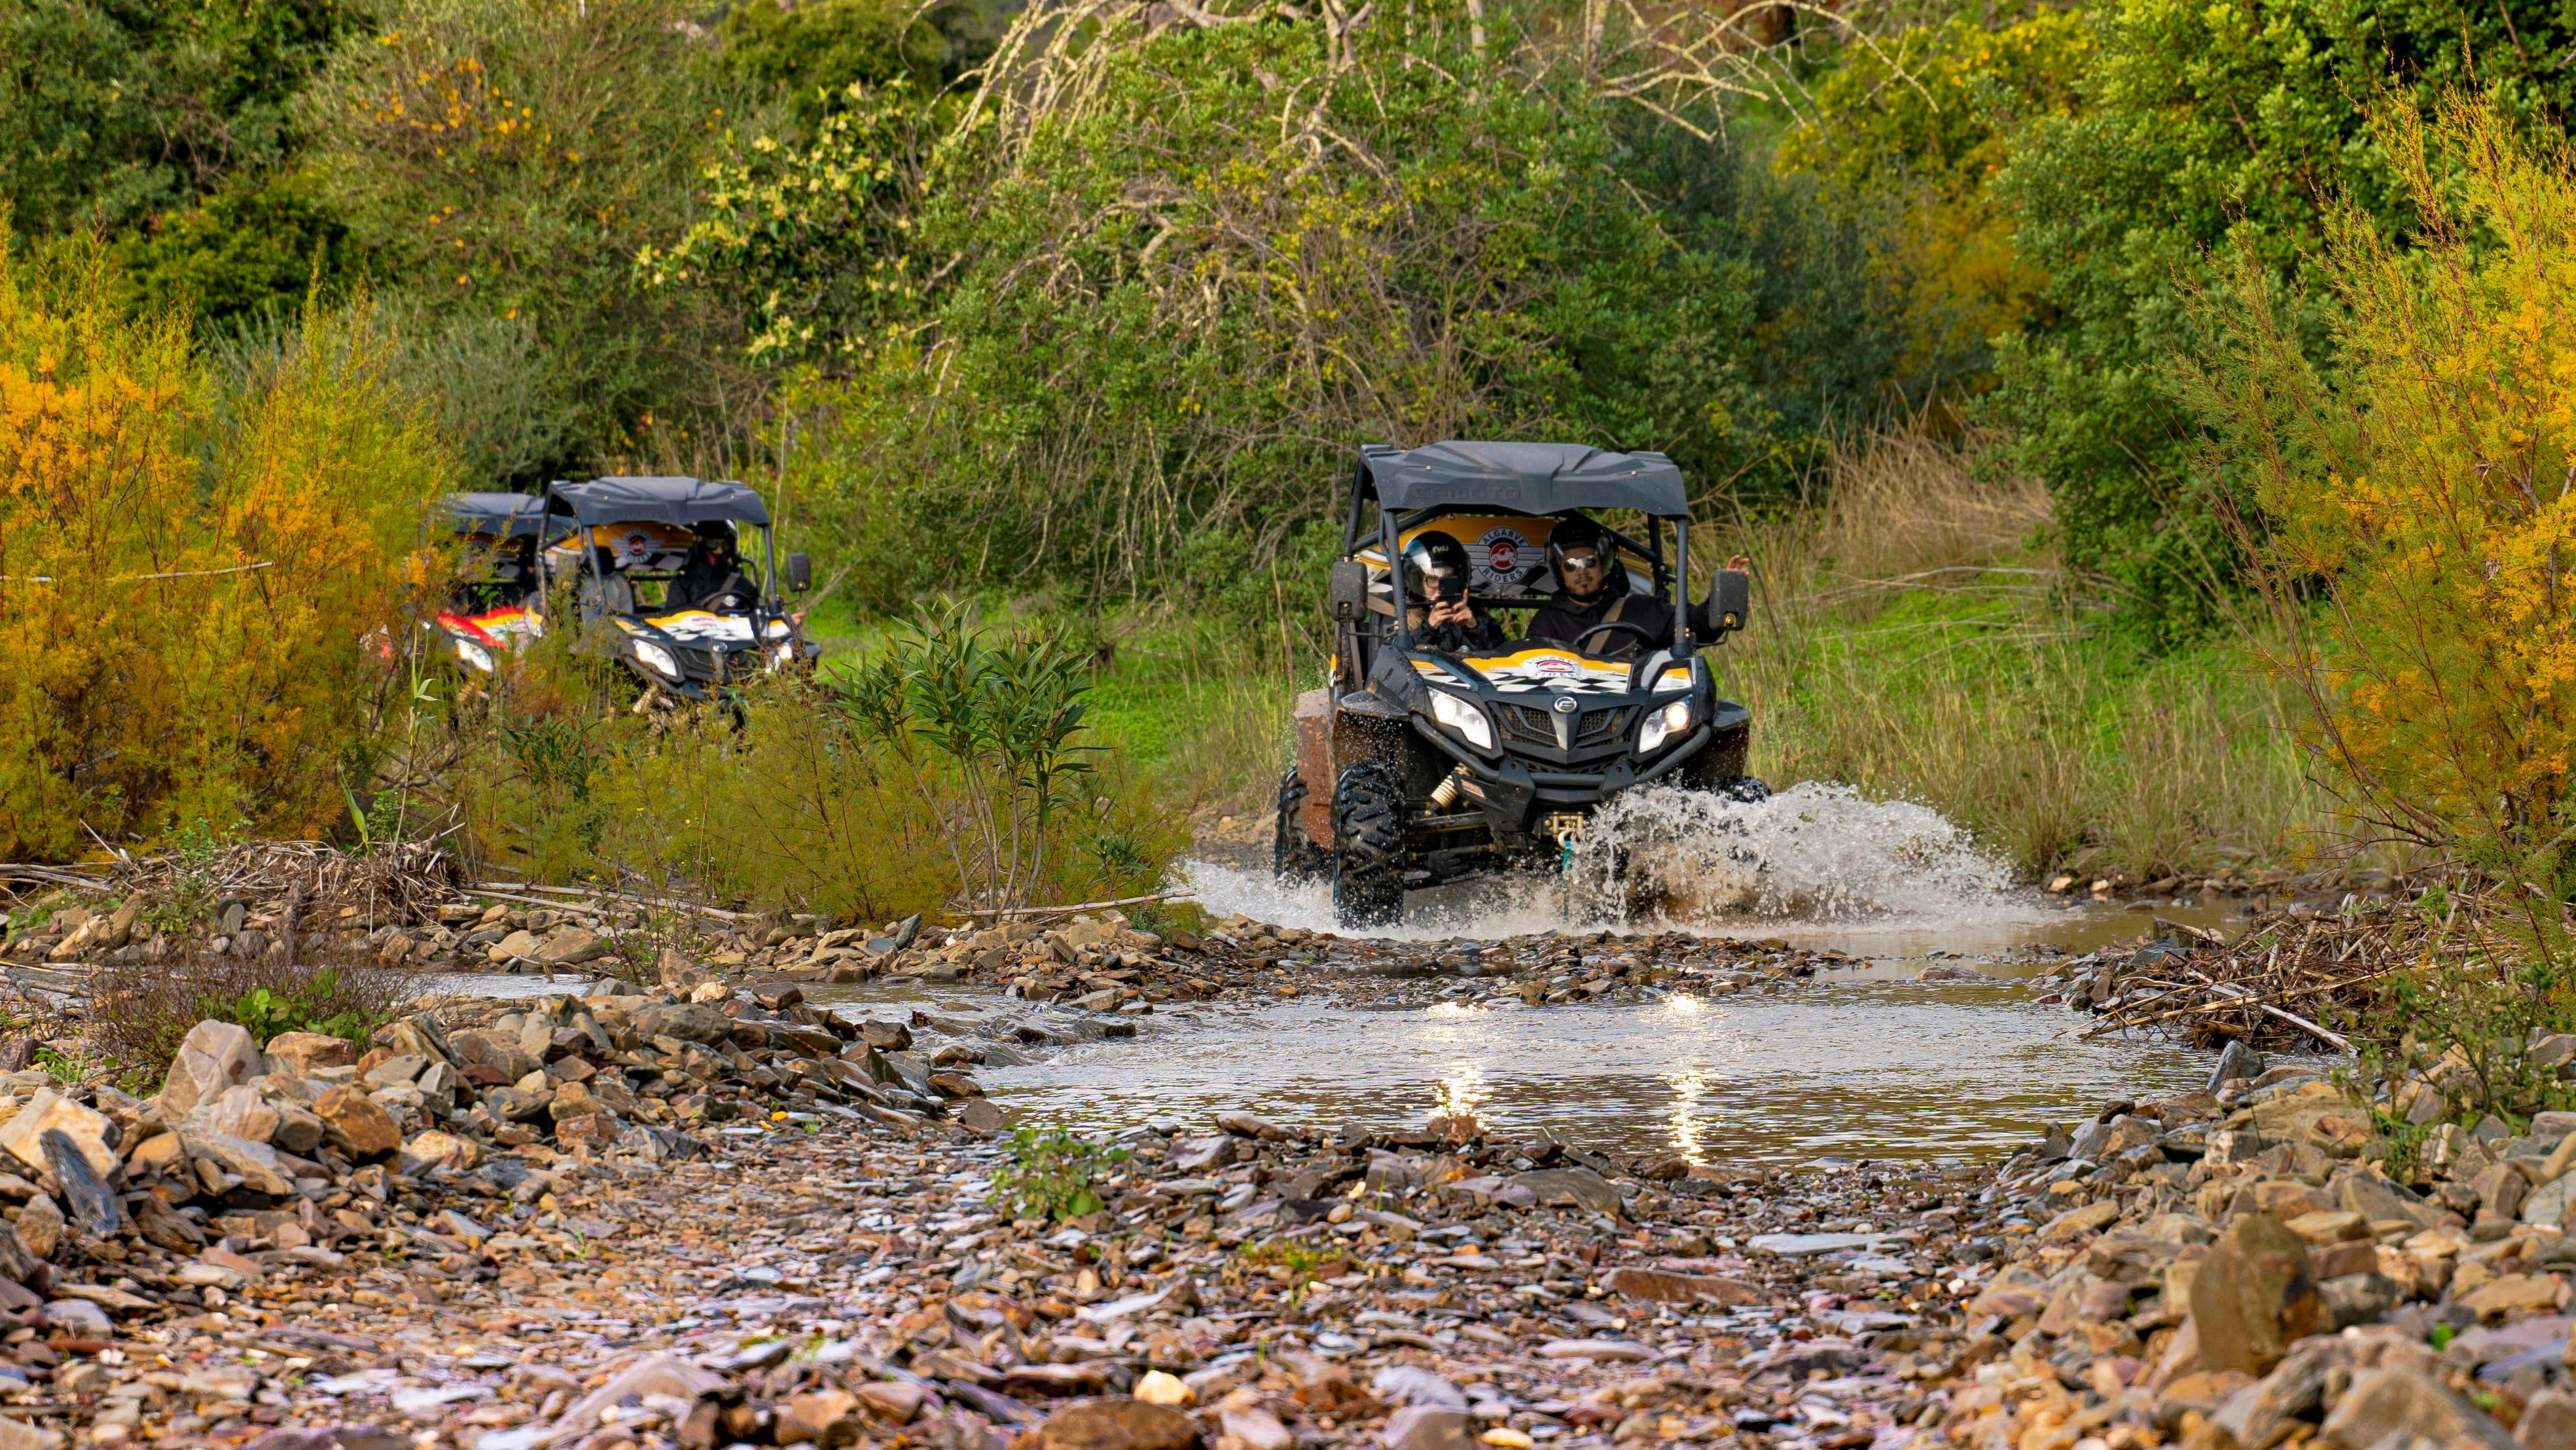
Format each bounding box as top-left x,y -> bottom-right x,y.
1408,604 -> 1503,655
1528,585 -> 1676,658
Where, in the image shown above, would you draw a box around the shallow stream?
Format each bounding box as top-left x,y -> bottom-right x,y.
425,783 -> 2252,1169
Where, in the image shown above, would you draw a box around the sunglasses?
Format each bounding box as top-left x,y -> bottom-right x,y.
1558,551 -> 1605,573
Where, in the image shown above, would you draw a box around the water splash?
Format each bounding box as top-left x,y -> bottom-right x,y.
1183,781 -> 2031,941
1569,781 -> 2017,925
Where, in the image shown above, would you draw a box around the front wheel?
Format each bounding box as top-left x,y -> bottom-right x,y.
1272,766 -> 1331,885
1331,764 -> 1407,930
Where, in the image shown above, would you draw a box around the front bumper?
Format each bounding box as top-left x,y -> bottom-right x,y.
1410,702 -> 1747,826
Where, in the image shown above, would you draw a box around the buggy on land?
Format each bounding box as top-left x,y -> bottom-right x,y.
541,476 -> 818,701
1274,441 -> 1762,928
432,491 -> 557,676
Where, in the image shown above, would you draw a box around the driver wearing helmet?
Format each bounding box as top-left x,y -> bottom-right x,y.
675,522 -> 756,611
1529,516 -> 1749,660
1404,531 -> 1501,654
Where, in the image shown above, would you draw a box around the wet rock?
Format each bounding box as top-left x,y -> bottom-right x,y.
2320,1366 -> 2516,1450
161,1020 -> 261,1115
1024,1396 -> 1199,1450
2209,1040 -> 2264,1091
2189,1213 -> 2319,1375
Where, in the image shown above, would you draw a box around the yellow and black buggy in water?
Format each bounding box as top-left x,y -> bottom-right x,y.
1275,441 -> 1764,928
542,476 -> 819,703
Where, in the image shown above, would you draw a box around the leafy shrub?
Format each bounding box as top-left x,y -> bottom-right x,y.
2186,100 -> 2576,857
0,245 -> 448,860
91,949 -> 403,1084
988,1127 -> 1127,1222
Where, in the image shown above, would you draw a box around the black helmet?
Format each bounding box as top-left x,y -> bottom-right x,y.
1547,514 -> 1609,573
1402,531 -> 1473,601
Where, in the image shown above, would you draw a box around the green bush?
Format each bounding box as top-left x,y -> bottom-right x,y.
988,1127 -> 1127,1222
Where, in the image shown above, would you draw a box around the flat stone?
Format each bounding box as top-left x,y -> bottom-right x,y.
1220,1406 -> 1293,1450
2321,1365 -> 2516,1450
1026,1396 -> 1199,1450
0,1415 -> 65,1450
1511,1168 -> 1623,1218
2460,1273 -> 2566,1321
2519,1389 -> 2576,1450
1602,1265 -> 1761,1306
553,1354 -> 728,1437
1534,1339 -> 1654,1362
182,1129 -> 296,1196
778,1388 -> 861,1447
402,1131 -> 480,1172
855,1381 -> 927,1424
2039,1201 -> 2123,1241
161,1021 -> 261,1116
1745,1232 -> 1876,1256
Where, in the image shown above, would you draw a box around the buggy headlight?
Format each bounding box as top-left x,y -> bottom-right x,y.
632,640 -> 681,679
772,643 -> 795,668
1639,698 -> 1694,752
453,638 -> 493,673
1428,690 -> 1494,752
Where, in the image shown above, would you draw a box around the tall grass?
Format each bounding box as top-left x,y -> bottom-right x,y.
1718,429 -> 2331,879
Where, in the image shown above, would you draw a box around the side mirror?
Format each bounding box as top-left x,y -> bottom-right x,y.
1328,560 -> 1368,620
1706,569 -> 1750,635
784,552 -> 812,592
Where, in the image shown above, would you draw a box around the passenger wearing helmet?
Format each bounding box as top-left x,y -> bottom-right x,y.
675,522 -> 757,611
1403,531 -> 1501,654
1528,516 -> 1751,660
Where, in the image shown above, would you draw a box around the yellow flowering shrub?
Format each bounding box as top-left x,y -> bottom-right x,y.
2196,101 -> 2576,852
0,242 -> 448,859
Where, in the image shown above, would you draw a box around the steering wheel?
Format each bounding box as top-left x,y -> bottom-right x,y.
1572,621 -> 1661,658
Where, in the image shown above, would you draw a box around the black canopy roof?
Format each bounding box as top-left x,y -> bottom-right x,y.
1357,442 -> 1689,517
442,492 -> 552,537
546,476 -> 772,528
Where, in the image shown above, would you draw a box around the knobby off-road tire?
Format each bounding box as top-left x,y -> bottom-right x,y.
1331,764 -> 1408,930
1272,766 -> 1332,885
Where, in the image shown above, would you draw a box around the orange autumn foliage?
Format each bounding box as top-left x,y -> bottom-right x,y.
2194,100 -> 2576,852
0,241 -> 450,860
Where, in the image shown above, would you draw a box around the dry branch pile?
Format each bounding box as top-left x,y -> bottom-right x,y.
2038,882 -> 2541,1054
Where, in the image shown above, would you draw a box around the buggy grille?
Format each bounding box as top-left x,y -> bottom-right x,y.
1574,706 -> 1637,747
1496,703 -> 1558,747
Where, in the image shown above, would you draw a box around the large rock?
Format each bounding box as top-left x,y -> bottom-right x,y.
187,1085 -> 281,1146
2213,1338 -> 2345,1450
778,1389 -> 862,1447
2336,1171 -> 2438,1231
39,1131 -> 118,1236
633,1002 -> 730,1044
313,1086 -> 401,1158
554,1355 -> 728,1439
2189,1213 -> 2318,1375
1026,1397 -> 1199,1450
535,928 -> 609,966
162,1021 -> 262,1116
264,1033 -> 355,1076
0,1091 -> 118,1184
2519,1390 -> 2576,1450
2320,1366 -> 2516,1450
2209,1040 -> 2264,1091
